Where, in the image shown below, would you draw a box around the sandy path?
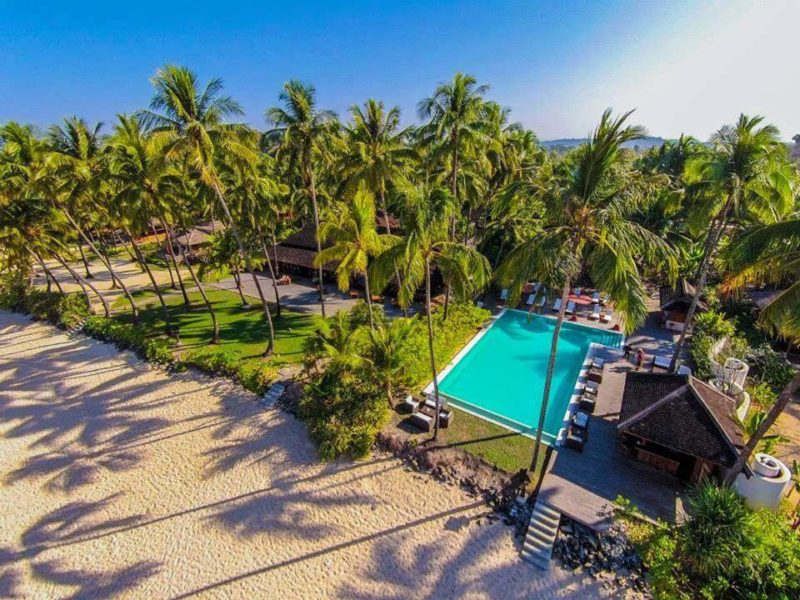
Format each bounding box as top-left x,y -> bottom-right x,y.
0,311 -> 605,599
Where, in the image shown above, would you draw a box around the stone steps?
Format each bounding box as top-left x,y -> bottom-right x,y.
521,500 -> 561,570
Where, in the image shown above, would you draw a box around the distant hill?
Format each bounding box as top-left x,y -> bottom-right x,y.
541,136 -> 668,152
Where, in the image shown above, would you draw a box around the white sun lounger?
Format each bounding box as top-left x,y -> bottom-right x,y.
600,311 -> 612,323
591,291 -> 600,303
573,287 -> 582,296
499,288 -> 509,301
526,293 -> 535,306
580,380 -> 599,395
592,357 -> 605,369
552,298 -> 562,312
653,355 -> 671,370
565,300 -> 576,314
538,295 -> 547,308
589,303 -> 601,320
533,282 -> 541,293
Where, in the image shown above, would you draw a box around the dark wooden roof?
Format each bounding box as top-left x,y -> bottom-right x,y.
280,223 -> 321,251
267,245 -> 337,271
618,372 -> 744,467
660,278 -> 707,312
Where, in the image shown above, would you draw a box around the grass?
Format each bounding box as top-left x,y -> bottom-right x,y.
113,286 -> 318,368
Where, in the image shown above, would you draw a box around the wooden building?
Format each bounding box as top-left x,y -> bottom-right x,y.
617,372 -> 746,483
659,279 -> 708,332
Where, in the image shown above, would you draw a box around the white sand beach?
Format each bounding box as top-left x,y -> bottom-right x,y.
0,310 -> 606,599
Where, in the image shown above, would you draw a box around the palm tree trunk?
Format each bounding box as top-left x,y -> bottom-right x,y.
723,373 -> 800,485
175,228 -> 219,344
425,257 -> 442,440
31,251 -> 63,294
124,225 -> 174,339
309,170 -> 327,317
116,229 -> 141,269
90,226 -> 117,289
61,208 -> 139,323
529,278 -> 571,474
159,217 -> 191,307
231,261 -> 250,307
670,191 -> 736,371
77,242 -> 93,278
148,217 -> 176,290
52,251 -> 107,317
441,138 -> 459,321
259,230 -> 282,319
379,185 -> 407,317
212,183 -> 275,357
363,269 -> 375,329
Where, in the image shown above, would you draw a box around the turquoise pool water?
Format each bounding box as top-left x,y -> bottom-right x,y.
436,309 -> 623,443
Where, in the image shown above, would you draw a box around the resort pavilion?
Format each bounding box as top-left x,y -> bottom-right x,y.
659,278 -> 708,332
616,372 -> 747,484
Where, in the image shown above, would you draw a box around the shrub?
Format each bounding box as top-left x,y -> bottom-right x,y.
747,381 -> 778,409
0,274 -> 28,311
349,300 -> 387,329
747,342 -> 796,389
237,360 -> 277,395
300,365 -> 389,460
83,315 -> 175,366
55,293 -> 91,330
182,347 -> 241,377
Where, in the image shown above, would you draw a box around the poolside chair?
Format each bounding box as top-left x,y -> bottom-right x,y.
579,394 -> 596,413
572,411 -> 590,431
573,287 -> 582,296
525,293 -> 535,306
552,298 -> 562,312
533,282 -> 541,293
499,288 -> 509,302
538,295 -> 547,309
591,357 -> 605,370
600,310 -> 612,323
565,427 -> 586,452
652,355 -> 671,370
410,411 -> 433,432
600,293 -> 610,306
588,303 -> 601,320
400,395 -> 420,414
677,365 -> 692,375
565,300 -> 576,315
587,367 -> 603,384
581,380 -> 599,395
591,291 -> 600,303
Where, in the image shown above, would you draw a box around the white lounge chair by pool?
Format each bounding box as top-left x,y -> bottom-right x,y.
600,310 -> 612,323
591,291 -> 600,303
589,303 -> 601,320
552,298 -> 562,312
592,357 -> 605,369
653,355 -> 671,370
573,287 -> 582,296
538,295 -> 547,308
525,293 -> 535,306
565,300 -> 576,314
678,365 -> 691,375
581,380 -> 599,395
499,288 -> 509,301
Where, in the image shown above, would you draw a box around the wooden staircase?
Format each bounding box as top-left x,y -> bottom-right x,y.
521,500 -> 561,569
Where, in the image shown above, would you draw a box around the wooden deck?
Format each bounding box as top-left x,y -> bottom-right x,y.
538,347 -> 686,531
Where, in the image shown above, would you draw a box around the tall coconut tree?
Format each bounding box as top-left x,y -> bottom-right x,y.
669,115 -> 796,370
141,64 -> 277,355
45,117 -> 141,321
266,80 -> 337,317
371,181 -> 490,439
497,109 -> 675,473
315,184 -> 395,329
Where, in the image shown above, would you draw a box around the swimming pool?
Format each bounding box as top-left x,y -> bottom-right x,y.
430,309 -> 623,444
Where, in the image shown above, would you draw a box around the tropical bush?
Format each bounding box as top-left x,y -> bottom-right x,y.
0,278 -> 91,331
747,342 -> 796,389
181,347 -> 276,395
83,316 -> 176,367
299,364 -> 389,460
630,482 -> 800,599
0,274 -> 28,311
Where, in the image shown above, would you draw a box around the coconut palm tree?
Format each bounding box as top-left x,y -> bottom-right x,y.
315,184 -> 395,329
141,64 -> 277,355
669,115 -> 796,370
266,81 -> 337,317
497,109 -> 675,472
45,117 -> 141,321
371,181 -> 491,438
364,318 -> 415,407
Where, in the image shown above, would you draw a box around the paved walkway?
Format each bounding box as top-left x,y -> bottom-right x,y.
0,311 -> 611,599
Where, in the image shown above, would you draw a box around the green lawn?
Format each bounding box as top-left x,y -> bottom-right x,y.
113,287 -> 318,367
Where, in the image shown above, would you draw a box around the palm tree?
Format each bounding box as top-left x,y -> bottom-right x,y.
371,181 -> 490,438
142,64 -> 277,355
45,117 -> 141,321
315,184 -> 395,329
497,109 -> 675,472
719,217 -> 800,483
669,115 -> 795,370
418,73 -> 491,316
266,81 -> 337,317
364,318 -> 415,407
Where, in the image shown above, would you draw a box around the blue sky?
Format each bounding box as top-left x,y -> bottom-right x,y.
1,1 -> 797,140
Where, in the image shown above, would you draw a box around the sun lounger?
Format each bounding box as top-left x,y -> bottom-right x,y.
400,395 -> 420,414
579,394 -> 596,413
538,295 -> 547,308
677,365 -> 692,375
587,367 -> 603,384
653,355 -> 671,370
552,298 -> 562,312
410,411 -> 433,432
580,380 -> 599,395
588,303 -> 601,320
591,357 -> 605,369
572,411 -> 590,430
565,300 -> 576,315
499,288 -> 509,302
573,287 -> 582,296
591,291 -> 600,303
565,427 -> 586,452
525,293 -> 535,306
533,282 -> 541,293
600,294 -> 610,306
600,311 -> 612,323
